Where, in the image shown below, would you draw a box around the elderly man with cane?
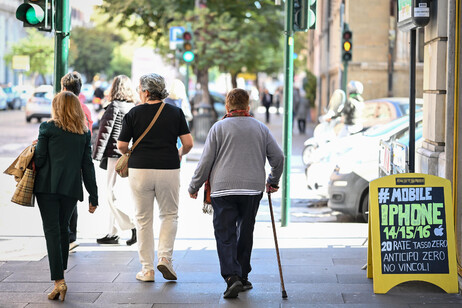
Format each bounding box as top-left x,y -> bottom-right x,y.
188,88 -> 284,299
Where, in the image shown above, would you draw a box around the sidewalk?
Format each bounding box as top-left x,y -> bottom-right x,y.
1,108 -> 462,306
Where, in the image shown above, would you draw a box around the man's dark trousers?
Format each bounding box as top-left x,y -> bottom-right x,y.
211,193 -> 262,280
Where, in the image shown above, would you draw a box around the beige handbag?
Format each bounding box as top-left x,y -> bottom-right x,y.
11,165 -> 36,207
115,103 -> 165,177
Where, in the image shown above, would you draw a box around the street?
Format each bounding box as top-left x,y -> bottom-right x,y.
0,106 -> 355,254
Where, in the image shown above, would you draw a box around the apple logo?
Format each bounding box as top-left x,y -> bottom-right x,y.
434,225 -> 444,236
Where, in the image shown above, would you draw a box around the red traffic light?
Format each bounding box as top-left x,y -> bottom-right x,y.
343,30 -> 352,40
183,32 -> 192,41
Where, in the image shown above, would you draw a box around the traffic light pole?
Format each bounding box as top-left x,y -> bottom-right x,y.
185,63 -> 190,99
342,61 -> 348,93
281,0 -> 294,227
53,0 -> 70,94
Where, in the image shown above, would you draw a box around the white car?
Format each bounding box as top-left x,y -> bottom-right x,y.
327,114 -> 423,221
25,85 -> 54,123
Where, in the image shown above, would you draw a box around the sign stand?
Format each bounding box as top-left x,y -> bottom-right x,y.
367,173 -> 458,293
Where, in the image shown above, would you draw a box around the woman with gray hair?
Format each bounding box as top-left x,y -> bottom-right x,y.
92,75 -> 137,246
118,73 -> 193,282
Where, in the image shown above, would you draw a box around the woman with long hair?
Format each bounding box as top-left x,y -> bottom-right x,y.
34,91 -> 98,301
118,73 -> 193,282
93,75 -> 137,245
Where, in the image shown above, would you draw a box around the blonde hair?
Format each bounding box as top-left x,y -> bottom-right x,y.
168,79 -> 186,100
108,75 -> 136,103
50,91 -> 88,134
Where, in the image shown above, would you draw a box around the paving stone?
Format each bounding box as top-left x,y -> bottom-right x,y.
68,263 -> 140,273
25,304 -> 152,308
0,271 -> 12,282
65,271 -> 119,283
152,304 -> 216,308
342,292 -> 462,304
337,274 -> 371,284
4,271 -> 51,283
0,303 -> 26,308
0,291 -> 100,304
0,282 -> 49,292
249,282 -> 374,294
56,282 -> 163,293
281,304 -> 408,308
332,257 -> 367,266
94,290 -> 220,305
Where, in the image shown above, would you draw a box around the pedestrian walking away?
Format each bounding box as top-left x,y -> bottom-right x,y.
118,73 -> 193,282
261,88 -> 273,124
188,88 -> 284,299
92,75 -> 137,246
60,71 -> 94,251
34,91 -> 98,302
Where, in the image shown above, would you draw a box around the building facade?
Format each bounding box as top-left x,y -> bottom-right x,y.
307,0 -> 423,113
0,0 -> 27,85
418,0 -> 462,271
308,0 -> 462,281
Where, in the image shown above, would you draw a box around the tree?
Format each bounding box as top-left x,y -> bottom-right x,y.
99,0 -> 283,100
69,27 -> 124,82
4,29 -> 54,84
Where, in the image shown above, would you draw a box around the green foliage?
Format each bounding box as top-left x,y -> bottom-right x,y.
99,0 -> 284,79
69,26 -> 124,81
4,29 -> 54,77
303,70 -> 316,107
107,46 -> 133,78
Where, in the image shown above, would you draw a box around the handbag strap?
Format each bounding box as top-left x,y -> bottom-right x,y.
131,102 -> 165,152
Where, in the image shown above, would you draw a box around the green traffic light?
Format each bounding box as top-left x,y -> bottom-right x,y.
183,51 -> 194,62
16,3 -> 45,26
26,7 -> 44,25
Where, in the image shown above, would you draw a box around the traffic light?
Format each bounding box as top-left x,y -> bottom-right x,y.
293,0 -> 317,32
342,29 -> 353,62
16,0 -> 53,31
307,0 -> 317,30
182,31 -> 194,63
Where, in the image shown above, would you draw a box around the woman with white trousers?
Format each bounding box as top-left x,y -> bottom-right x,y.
92,75 -> 137,246
117,73 -> 193,282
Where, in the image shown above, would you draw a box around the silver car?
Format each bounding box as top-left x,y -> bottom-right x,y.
25,85 -> 54,123
327,114 -> 423,222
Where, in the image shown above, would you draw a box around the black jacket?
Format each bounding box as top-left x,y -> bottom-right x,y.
92,100 -> 134,160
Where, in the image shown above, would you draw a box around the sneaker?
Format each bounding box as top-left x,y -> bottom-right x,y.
126,228 -> 137,246
69,241 -> 79,252
241,278 -> 253,291
223,275 -> 243,298
136,269 -> 154,282
96,234 -> 119,244
157,258 -> 177,280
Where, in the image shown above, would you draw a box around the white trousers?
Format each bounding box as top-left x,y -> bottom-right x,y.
106,157 -> 136,235
128,168 -> 180,271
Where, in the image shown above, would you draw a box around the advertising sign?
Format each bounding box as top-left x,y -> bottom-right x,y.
367,173 -> 458,294
12,55 -> 30,71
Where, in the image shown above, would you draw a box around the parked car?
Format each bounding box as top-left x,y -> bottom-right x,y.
190,90 -> 226,119
302,97 -> 423,167
0,87 -> 7,110
2,86 -> 21,109
327,113 -> 423,222
25,85 -> 54,123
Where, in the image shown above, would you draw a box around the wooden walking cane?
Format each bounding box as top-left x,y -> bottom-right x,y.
267,192 -> 288,299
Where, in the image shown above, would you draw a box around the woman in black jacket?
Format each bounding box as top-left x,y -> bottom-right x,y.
92,75 -> 137,245
34,91 -> 98,301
